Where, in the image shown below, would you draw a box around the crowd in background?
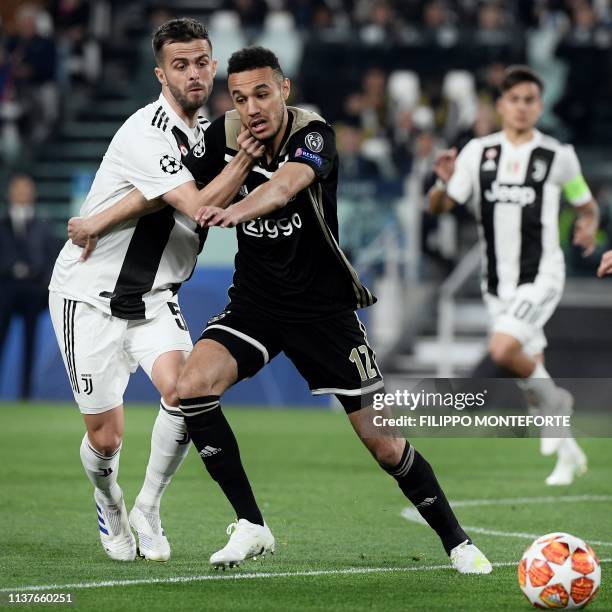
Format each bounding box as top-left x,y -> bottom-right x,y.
1,0 -> 612,158
1,0 -> 611,267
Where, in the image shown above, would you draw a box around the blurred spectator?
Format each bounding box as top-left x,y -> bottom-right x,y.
343,66 -> 390,137
359,0 -> 399,44
337,121 -> 381,185
51,0 -> 100,87
5,4 -> 58,142
224,0 -> 269,32
554,0 -> 611,143
0,174 -> 58,400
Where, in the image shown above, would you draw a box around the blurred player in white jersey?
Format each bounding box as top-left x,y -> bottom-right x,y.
429,66 -> 599,486
49,18 -> 262,562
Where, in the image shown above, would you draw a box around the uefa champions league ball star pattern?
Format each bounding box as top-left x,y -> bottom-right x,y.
518,533 -> 601,609
159,154 -> 183,175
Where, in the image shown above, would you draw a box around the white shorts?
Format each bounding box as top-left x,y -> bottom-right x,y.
49,292 -> 192,414
484,280 -> 562,355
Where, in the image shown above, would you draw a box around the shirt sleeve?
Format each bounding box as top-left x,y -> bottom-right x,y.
119,122 -> 195,200
555,145 -> 592,207
446,139 -> 480,206
286,122 -> 336,180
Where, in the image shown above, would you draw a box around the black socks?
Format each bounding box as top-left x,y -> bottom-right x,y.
179,395 -> 264,526
383,441 -> 469,555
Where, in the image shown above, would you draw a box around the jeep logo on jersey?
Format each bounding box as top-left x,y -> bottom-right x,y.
160,154 -> 182,175
242,213 -> 303,239
484,181 -> 536,206
305,132 -> 323,153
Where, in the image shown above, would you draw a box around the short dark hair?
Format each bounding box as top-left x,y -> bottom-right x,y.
500,65 -> 544,94
227,46 -> 284,79
152,18 -> 211,64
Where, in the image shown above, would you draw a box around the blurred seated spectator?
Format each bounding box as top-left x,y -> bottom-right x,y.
0,174 -> 58,400
5,4 -> 58,142
359,0 -> 400,44
343,66 -> 390,138
224,0 -> 268,34
51,0 -> 101,87
337,120 -> 381,190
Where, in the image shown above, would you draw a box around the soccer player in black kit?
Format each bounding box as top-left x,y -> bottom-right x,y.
171,47 -> 493,573
72,45 -> 492,573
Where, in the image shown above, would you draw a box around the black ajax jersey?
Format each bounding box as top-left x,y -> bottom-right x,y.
200,107 -> 376,320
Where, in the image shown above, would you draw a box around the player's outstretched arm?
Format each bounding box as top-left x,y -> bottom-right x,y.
428,148 -> 458,214
572,199 -> 599,257
68,188 -> 165,261
197,162 -> 315,228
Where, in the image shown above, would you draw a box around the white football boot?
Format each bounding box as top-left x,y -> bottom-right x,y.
129,505 -> 171,562
540,388 -> 574,456
209,519 -> 275,568
450,540 -> 493,574
545,438 -> 588,486
94,489 -> 136,561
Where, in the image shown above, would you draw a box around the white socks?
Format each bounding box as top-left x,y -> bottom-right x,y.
80,402 -> 189,513
79,433 -> 122,505
518,361 -> 558,408
135,403 -> 190,512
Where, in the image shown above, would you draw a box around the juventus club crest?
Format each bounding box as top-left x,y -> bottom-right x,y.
531,158 -> 548,182
81,374 -> 93,395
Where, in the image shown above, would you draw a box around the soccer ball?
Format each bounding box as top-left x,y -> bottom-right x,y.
518,532 -> 601,609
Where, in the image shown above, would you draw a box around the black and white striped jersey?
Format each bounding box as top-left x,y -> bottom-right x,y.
447,130 -> 592,299
198,107 -> 376,321
50,93 -> 211,320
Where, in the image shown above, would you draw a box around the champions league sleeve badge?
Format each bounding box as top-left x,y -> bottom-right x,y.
160,154 -> 183,175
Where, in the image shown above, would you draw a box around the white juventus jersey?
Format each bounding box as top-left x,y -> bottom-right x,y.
50,93 -> 211,319
447,130 -> 592,300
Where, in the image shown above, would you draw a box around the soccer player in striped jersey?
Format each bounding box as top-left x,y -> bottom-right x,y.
429,65 -> 599,486
49,18 -> 263,562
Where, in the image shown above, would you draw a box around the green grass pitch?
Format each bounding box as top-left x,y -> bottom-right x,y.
0,403 -> 610,611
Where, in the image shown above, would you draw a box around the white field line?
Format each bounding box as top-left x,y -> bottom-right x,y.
449,495 -> 612,508
0,562 -> 516,593
401,494 -> 612,547
3,495 -> 611,594
1,559 -> 611,594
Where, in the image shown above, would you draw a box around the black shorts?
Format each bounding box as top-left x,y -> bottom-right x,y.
198,305 -> 384,413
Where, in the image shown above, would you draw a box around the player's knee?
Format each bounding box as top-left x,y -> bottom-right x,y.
157,377 -> 180,407
88,430 -> 122,456
176,367 -> 216,399
489,338 -> 515,367
369,438 -> 404,468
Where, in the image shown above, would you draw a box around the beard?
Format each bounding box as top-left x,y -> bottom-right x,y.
167,81 -> 205,114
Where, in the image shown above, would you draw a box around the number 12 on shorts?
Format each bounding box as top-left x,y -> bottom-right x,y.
349,344 -> 378,381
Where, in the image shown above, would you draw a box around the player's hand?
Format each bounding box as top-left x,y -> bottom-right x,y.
68,217 -> 99,262
237,129 -> 265,160
597,250 -> 612,277
433,148 -> 457,183
196,206 -> 241,228
573,217 -> 597,257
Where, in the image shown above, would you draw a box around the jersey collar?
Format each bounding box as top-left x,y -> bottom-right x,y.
501,128 -> 542,149
158,92 -> 206,138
